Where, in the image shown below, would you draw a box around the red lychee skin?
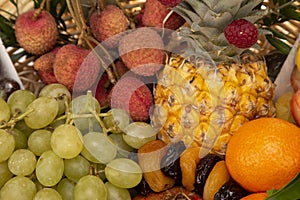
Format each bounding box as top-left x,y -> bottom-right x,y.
53,44 -> 101,92
34,47 -> 60,84
119,27 -> 165,76
15,10 -> 58,55
158,0 -> 182,7
224,19 -> 258,49
89,5 -> 129,48
110,76 -> 153,122
94,73 -> 113,108
115,61 -> 129,78
142,0 -> 185,30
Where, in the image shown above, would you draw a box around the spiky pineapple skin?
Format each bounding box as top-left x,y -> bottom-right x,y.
152,53 -> 275,155
15,10 -> 58,55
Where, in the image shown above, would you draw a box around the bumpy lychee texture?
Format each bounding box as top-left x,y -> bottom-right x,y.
34,47 -> 60,84
110,76 -> 153,122
53,44 -> 101,92
142,0 -> 185,30
224,19 -> 258,49
158,0 -> 182,7
15,10 -> 58,55
119,27 -> 165,76
89,5 -> 129,48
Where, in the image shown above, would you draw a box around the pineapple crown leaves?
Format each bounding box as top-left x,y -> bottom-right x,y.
171,0 -> 267,62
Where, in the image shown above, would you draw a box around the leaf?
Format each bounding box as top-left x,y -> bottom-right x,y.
266,34 -> 291,55
10,51 -> 27,63
266,173 -> 300,200
280,5 -> 300,21
269,28 -> 289,40
0,15 -> 18,47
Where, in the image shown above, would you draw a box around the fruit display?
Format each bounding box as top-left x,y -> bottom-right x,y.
0,0 -> 300,200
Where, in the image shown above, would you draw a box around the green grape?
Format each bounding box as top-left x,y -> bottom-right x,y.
51,124 -> 83,159
80,146 -> 101,163
28,129 -> 52,156
123,122 -> 157,149
69,94 -> 101,132
64,155 -> 90,182
24,96 -> 59,129
0,161 -> 13,187
0,129 -> 15,163
34,188 -> 62,200
36,150 -> 64,187
0,176 -> 36,200
74,175 -> 107,200
103,108 -> 130,133
8,149 -> 36,176
39,83 -> 71,116
83,132 -> 117,164
14,119 -> 34,138
105,158 -> 143,188
56,178 -> 75,200
10,128 -> 27,150
105,181 -> 131,200
7,90 -> 35,116
109,133 -> 134,158
0,97 -> 10,123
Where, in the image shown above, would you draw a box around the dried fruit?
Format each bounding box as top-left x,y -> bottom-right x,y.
203,160 -> 230,200
214,179 -> 249,200
138,140 -> 175,192
158,0 -> 182,8
180,147 -> 201,191
161,141 -> 186,185
15,10 -> 58,55
194,153 -> 222,195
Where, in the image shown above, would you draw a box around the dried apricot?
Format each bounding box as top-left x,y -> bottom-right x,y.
203,160 -> 230,200
138,140 -> 175,192
180,146 -> 201,191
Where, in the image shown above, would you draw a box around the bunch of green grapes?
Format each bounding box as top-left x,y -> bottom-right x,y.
0,83 -> 159,200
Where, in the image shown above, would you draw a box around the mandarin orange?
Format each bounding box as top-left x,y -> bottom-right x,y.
240,192 -> 267,200
225,117 -> 300,192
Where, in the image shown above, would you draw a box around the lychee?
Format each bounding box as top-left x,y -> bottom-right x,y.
94,73 -> 113,108
89,5 -> 129,48
53,44 -> 101,92
158,0 -> 182,7
34,47 -> 60,84
15,10 -> 58,55
118,27 -> 165,76
142,0 -> 185,30
110,76 -> 153,122
115,60 -> 129,78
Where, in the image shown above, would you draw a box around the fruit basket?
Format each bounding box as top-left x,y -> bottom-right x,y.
1,0 -> 300,200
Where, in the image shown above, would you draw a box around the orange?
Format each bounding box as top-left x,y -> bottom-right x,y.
240,192 -> 267,200
225,117 -> 300,192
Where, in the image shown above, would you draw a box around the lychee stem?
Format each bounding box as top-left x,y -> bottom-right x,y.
33,0 -> 47,20
97,0 -> 105,12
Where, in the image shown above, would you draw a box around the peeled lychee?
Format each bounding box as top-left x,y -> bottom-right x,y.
89,5 -> 129,48
53,44 -> 101,92
15,10 -> 58,55
34,47 -> 60,84
110,76 -> 153,122
119,27 -> 165,76
142,0 -> 185,30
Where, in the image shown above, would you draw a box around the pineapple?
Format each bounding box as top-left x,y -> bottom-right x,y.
151,0 -> 276,156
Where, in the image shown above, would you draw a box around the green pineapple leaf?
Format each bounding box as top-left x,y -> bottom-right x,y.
265,34 -> 291,55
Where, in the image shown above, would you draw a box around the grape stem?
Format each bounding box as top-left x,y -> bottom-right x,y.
0,108 -> 34,129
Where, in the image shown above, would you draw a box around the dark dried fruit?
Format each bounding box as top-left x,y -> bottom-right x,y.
194,153 -> 222,195
0,78 -> 21,101
135,177 -> 152,196
214,179 -> 249,200
161,141 -> 186,185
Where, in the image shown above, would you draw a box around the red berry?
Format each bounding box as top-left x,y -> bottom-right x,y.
224,19 -> 258,49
